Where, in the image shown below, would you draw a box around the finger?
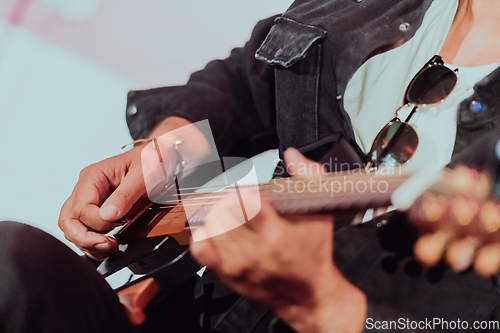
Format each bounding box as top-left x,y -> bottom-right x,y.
210,188 -> 272,235
190,227 -> 222,270
79,236 -> 119,260
192,225 -> 258,285
71,172 -> 119,232
199,192 -> 259,271
235,186 -> 267,232
284,148 -> 327,177
445,237 -> 479,272
413,231 -> 450,266
245,195 -> 279,233
474,243 -> 500,278
59,204 -> 118,258
203,191 -> 249,239
78,203 -> 117,233
59,215 -> 109,249
100,165 -> 146,221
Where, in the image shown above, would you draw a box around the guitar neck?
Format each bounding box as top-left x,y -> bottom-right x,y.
177,171 -> 413,230
261,171 -> 411,215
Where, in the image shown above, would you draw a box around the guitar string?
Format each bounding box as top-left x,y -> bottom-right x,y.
148,174 -> 485,212
150,178 -> 409,206
123,169 -> 495,240
148,178 -> 413,211
141,168 -> 475,208
157,168 -> 414,193
137,168 -> 483,215
144,195 -> 490,236
143,191 -> 486,229
156,183 -> 471,209
129,185 -> 494,241
149,173 -> 413,203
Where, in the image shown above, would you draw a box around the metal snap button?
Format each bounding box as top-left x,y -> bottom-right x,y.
469,100 -> 483,113
127,104 -> 138,116
399,22 -> 410,32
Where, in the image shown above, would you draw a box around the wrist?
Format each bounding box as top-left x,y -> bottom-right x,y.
146,116 -> 193,140
148,117 -> 211,175
276,266 -> 367,333
126,116 -> 209,178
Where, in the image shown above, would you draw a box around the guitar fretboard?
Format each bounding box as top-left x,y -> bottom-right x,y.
154,171 -> 413,228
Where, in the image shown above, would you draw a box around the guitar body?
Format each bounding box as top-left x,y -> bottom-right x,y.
99,149 -> 281,291
100,134 -> 368,289
97,142 -> 500,327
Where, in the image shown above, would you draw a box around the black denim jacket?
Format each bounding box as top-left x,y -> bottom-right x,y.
126,0 -> 500,160
125,0 -> 500,331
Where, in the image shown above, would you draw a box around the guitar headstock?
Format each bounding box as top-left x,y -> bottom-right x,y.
408,166 -> 500,242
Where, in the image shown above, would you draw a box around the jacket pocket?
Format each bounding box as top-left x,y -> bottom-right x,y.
255,17 -> 326,68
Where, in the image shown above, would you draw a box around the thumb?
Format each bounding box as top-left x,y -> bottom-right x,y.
284,147 -> 327,177
190,228 -> 222,270
99,166 -> 146,221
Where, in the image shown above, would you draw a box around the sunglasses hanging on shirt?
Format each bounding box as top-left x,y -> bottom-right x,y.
365,55 -> 458,170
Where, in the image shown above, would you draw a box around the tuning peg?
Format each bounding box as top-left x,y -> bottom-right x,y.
480,201 -> 500,234
476,172 -> 491,199
453,166 -> 491,199
445,236 -> 480,272
418,194 -> 448,223
474,243 -> 500,277
451,195 -> 478,226
414,231 -> 450,266
454,166 -> 478,195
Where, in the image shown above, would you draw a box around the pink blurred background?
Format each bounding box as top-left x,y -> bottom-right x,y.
0,0 -> 291,248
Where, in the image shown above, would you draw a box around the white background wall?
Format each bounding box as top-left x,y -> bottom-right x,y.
0,0 -> 292,250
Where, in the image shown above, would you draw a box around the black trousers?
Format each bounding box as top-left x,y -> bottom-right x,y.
3,216 -> 500,333
0,221 -> 132,333
0,221 -> 282,333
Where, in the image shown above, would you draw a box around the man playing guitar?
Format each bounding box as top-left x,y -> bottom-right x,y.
3,0 -> 500,332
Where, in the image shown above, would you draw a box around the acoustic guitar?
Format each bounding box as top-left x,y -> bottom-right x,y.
97,150 -> 499,326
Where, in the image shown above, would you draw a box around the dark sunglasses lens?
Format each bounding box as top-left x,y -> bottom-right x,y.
368,119 -> 419,167
406,66 -> 457,105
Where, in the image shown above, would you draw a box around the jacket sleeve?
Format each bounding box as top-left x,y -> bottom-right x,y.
125,15 -> 279,156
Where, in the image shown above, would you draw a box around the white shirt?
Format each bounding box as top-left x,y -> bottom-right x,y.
343,0 -> 499,222
343,0 -> 498,170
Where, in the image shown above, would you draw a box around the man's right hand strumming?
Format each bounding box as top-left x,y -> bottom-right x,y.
58,116 -> 210,260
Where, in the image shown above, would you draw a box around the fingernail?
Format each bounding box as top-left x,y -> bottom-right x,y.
106,235 -> 117,244
100,204 -> 119,220
112,218 -> 128,224
95,242 -> 109,250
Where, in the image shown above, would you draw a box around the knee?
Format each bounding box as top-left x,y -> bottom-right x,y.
0,221 -> 36,251
0,221 -> 57,311
0,220 -> 55,251
0,220 -> 40,237
0,220 -> 74,270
